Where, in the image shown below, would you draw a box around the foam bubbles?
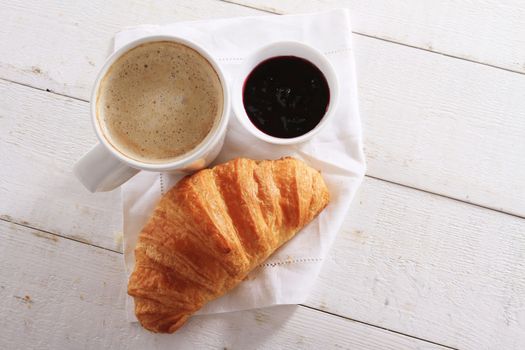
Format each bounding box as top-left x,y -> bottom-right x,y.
97,41 -> 223,163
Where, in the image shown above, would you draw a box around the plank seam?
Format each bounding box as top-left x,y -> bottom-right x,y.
353,32 -> 525,76
365,175 -> 525,220
0,77 -> 89,102
0,158 -> 521,248
220,0 -> 525,76
1,215 -> 454,348
0,217 -> 121,254
299,304 -> 458,350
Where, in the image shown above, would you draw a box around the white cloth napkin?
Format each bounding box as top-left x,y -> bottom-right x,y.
120,9 -> 365,322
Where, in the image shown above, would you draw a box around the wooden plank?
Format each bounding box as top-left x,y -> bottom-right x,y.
0,0 -> 261,101
2,16 -> 525,219
312,177 -> 525,349
352,33 -> 525,217
1,76 -> 525,347
0,2 -> 523,348
1,0 -> 524,216
226,0 -> 525,73
0,79 -> 122,251
0,220 -> 447,350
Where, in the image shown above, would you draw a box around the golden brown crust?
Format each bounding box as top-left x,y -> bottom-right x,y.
128,157 -> 330,333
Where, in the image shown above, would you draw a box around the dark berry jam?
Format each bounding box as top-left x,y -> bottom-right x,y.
243,56 -> 330,138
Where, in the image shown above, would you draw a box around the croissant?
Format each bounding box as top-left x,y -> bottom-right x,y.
128,157 -> 330,333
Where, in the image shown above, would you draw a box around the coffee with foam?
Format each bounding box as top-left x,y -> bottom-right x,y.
96,41 -> 223,164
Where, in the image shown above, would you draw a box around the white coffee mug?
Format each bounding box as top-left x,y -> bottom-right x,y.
74,36 -> 230,193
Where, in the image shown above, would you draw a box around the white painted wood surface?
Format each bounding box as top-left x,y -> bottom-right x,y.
226,0 -> 525,73
2,77 -> 525,348
0,0 -> 260,100
0,0 -> 523,217
1,0 -> 524,349
0,220 -> 448,350
0,79 -> 122,251
317,178 -> 525,349
354,34 -> 525,217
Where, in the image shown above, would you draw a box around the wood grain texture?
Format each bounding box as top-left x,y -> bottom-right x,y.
0,79 -> 122,251
226,0 -> 525,73
1,75 -> 524,348
0,0 -> 261,100
0,220 -> 447,350
0,1 -> 524,348
353,34 -> 525,217
1,0 -> 524,216
318,177 -> 525,349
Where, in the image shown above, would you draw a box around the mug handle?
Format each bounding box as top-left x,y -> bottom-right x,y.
74,143 -> 139,192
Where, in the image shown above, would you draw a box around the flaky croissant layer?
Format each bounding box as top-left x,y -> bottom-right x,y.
128,157 -> 330,333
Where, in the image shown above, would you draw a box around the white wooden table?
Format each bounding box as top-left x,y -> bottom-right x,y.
1,1 -> 524,349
